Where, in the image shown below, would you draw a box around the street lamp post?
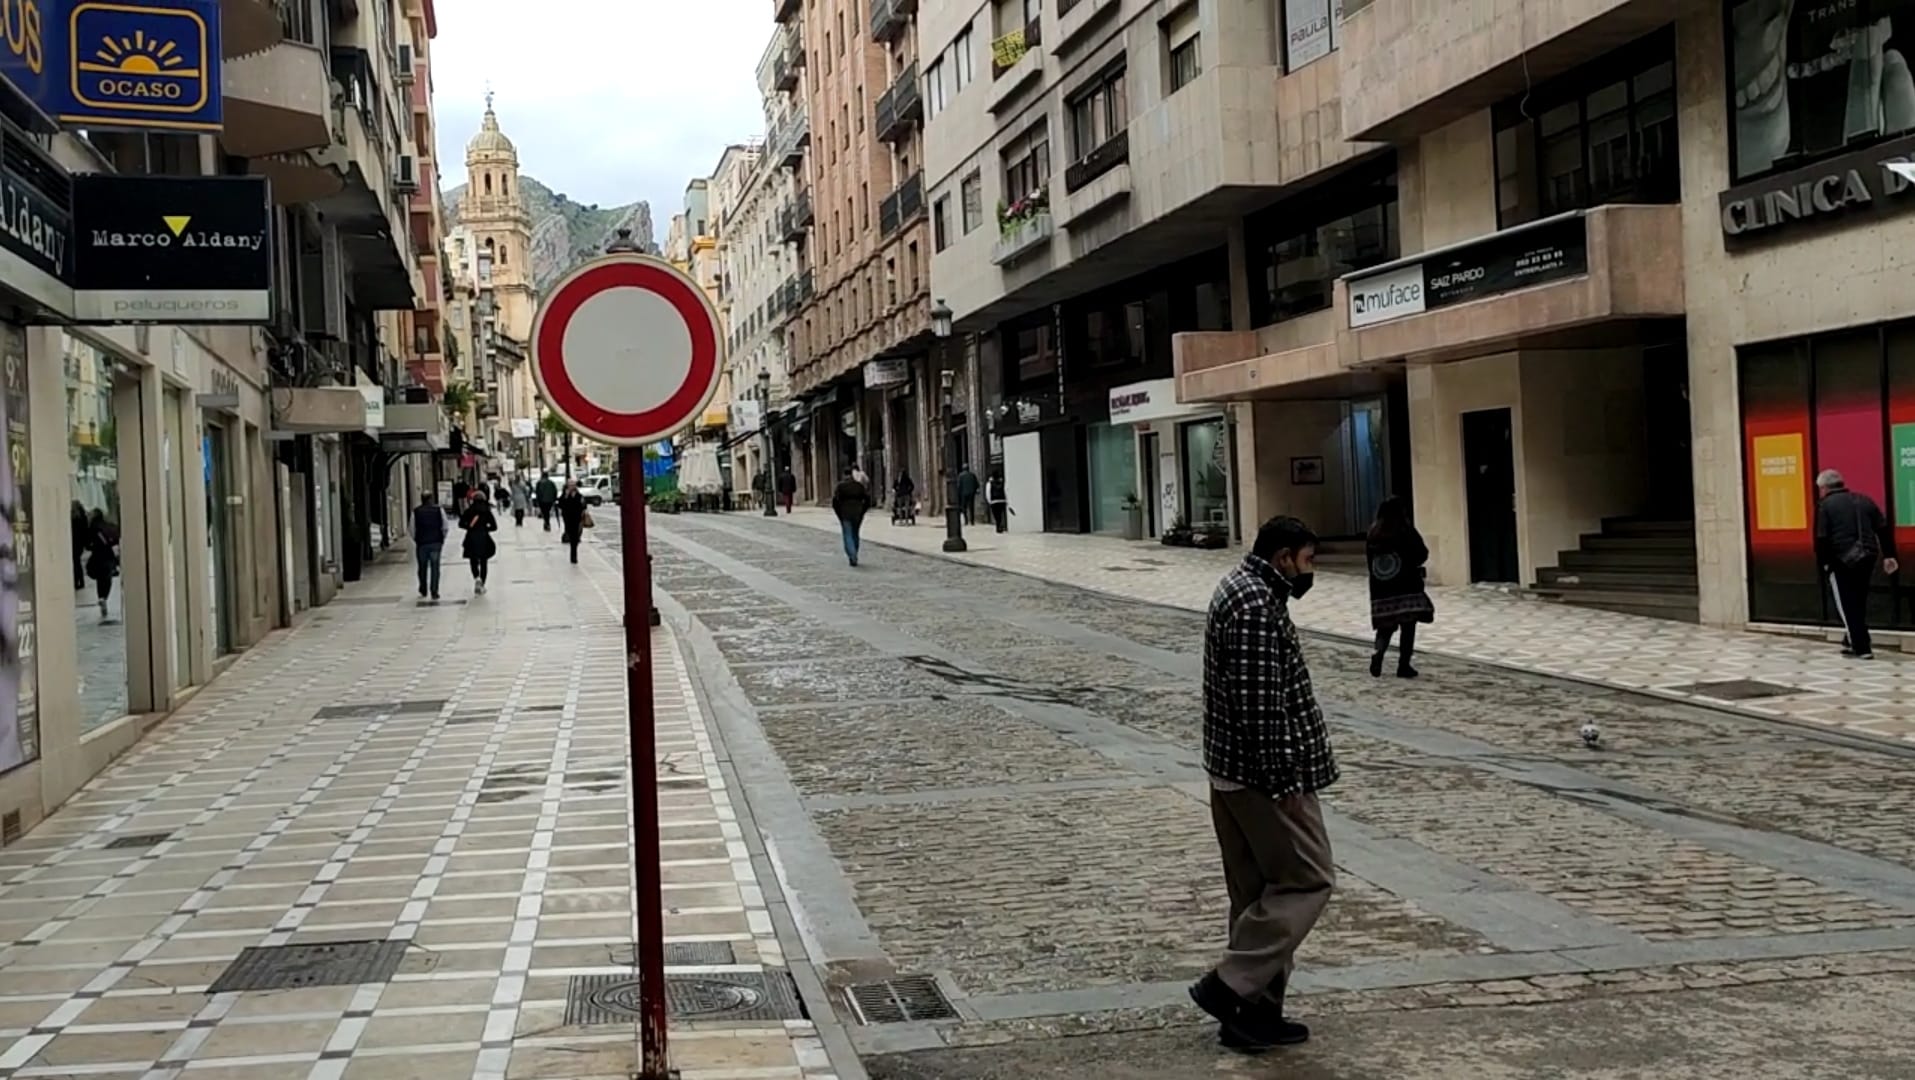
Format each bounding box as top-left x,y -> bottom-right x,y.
759,369 -> 779,517
932,299 -> 966,553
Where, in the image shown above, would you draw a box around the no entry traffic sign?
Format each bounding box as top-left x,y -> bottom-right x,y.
530,254 -> 723,447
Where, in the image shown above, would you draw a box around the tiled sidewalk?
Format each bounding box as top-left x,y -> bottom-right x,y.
0,523 -> 838,1079
772,507 -> 1915,744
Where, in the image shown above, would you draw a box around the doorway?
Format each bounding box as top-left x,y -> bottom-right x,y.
1140,431 -> 1160,537
1342,396 -> 1390,536
1462,408 -> 1519,584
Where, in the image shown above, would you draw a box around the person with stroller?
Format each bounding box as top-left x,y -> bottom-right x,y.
892,471 -> 917,525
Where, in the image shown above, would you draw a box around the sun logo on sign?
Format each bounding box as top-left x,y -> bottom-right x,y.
85,30 -> 197,76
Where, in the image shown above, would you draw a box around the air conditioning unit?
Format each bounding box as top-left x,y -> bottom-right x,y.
397,44 -> 415,82
394,154 -> 419,192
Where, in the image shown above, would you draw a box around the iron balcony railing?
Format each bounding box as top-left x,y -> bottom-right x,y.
871,0 -> 918,43
875,61 -> 922,144
991,16 -> 1042,78
1064,128 -> 1129,193
878,171 -> 925,238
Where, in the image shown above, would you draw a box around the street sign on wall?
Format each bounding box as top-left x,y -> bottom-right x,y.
0,0 -> 224,133
69,174 -> 271,323
530,253 -> 723,447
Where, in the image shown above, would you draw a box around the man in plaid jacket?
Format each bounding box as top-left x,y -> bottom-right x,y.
1189,515 -> 1338,1052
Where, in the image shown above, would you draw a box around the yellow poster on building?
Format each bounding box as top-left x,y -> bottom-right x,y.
1751,432 -> 1807,531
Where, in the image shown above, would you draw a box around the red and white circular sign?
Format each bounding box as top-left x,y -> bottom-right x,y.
530,254 -> 724,447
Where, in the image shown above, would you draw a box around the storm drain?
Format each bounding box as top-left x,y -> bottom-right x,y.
608,941 -> 736,966
844,976 -> 957,1024
314,699 -> 447,720
104,832 -> 172,850
564,971 -> 805,1026
207,940 -> 408,994
1669,679 -> 1804,701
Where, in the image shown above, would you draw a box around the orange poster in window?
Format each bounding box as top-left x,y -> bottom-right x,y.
1751,432 -> 1807,531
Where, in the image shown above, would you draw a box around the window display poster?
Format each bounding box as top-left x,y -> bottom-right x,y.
0,324 -> 36,774
1750,431 -> 1808,532
1729,0 -> 1915,180
1894,422 -> 1915,527
1285,0 -> 1342,70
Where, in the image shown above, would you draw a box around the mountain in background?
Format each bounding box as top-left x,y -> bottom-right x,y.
442,176 -> 657,293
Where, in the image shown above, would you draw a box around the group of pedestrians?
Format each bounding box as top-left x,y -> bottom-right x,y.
409,473 -> 595,599
823,463 -> 1012,566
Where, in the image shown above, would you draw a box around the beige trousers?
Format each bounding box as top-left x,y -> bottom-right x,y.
1211,787 -> 1336,1000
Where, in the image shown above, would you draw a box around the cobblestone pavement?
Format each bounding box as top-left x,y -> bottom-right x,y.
628,508 -> 1915,1078
0,523 -> 840,1079
773,506 -> 1915,743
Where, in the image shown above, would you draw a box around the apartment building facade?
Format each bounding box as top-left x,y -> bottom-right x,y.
1147,0 -> 1915,637
0,0 -> 446,834
784,0 -> 936,500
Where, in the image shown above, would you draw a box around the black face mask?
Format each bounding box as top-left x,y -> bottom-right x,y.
1288,572 -> 1315,600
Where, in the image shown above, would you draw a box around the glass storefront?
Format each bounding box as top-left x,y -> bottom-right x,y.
0,322 -> 37,773
205,426 -> 233,657
1739,321 -> 1915,629
1085,422 -> 1136,534
65,337 -> 132,732
1181,417 -> 1232,530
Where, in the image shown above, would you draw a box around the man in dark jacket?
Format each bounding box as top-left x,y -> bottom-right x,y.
956,465 -> 980,525
1189,515 -> 1335,1052
411,493 -> 447,600
777,467 -> 798,514
535,474 -> 559,531
831,469 -> 873,566
1814,470 -> 1898,660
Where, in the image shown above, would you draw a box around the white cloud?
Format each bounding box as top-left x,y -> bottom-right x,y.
431,0 -> 773,223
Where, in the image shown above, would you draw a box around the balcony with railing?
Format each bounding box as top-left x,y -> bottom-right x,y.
870,0 -> 917,44
779,190 -> 814,241
773,31 -> 804,91
771,110 -> 810,169
875,62 -> 922,144
989,17 -> 1044,112
878,171 -> 925,238
774,0 -> 799,24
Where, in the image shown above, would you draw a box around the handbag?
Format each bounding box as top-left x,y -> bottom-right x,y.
581,509 -> 595,530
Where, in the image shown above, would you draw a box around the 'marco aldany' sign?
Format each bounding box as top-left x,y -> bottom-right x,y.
1720,134 -> 1915,244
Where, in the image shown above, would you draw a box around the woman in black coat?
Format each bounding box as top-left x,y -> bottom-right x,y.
83,509 -> 121,620
460,490 -> 499,594
556,480 -> 589,565
1366,495 -> 1434,679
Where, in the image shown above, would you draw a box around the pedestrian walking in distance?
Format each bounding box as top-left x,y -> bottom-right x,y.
777,466 -> 798,514
509,476 -> 531,528
69,500 -> 88,591
985,471 -> 1010,533
82,509 -> 120,621
557,479 -> 589,565
412,491 -> 447,600
891,471 -> 917,525
832,468 -> 873,566
1814,469 -> 1898,660
957,464 -> 980,526
460,489 -> 498,594
535,473 -> 559,531
1366,495 -> 1434,679
1190,515 -> 1337,1052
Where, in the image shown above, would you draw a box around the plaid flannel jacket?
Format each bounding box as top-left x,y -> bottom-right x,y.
1202,554 -> 1340,796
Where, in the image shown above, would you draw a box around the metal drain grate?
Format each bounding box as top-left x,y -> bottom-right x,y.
844,975 -> 957,1024
563,971 -> 806,1026
105,832 -> 172,850
607,942 -> 735,966
207,940 -> 408,993
1669,679 -> 1804,701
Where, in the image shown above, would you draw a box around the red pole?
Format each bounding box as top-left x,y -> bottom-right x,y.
619,445 -> 669,1076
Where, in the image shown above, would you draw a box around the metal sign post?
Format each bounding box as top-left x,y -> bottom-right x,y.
528,232 -> 722,1079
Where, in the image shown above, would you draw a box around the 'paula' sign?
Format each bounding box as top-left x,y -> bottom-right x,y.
0,0 -> 222,133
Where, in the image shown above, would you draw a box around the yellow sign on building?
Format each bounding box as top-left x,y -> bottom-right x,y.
1751,432 -> 1807,532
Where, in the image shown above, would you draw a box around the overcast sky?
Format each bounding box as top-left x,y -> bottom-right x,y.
431,0 -> 772,227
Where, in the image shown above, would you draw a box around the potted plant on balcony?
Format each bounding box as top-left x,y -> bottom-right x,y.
440,381 -> 474,421
997,189 -> 1051,235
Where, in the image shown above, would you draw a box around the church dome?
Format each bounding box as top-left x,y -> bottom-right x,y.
466,96 -> 516,159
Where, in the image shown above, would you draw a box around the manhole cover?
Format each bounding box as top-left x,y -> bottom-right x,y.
207,940 -> 408,994
845,975 -> 957,1024
608,942 -> 734,966
1668,679 -> 1804,701
563,972 -> 805,1026
104,832 -> 172,850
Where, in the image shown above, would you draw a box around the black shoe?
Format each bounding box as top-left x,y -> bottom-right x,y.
1369,653 -> 1384,678
1845,650 -> 1875,660
1397,664 -> 1419,679
1188,973 -> 1306,1050
1220,1016 -> 1309,1052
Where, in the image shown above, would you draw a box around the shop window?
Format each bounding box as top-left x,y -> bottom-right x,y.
1740,322 -> 1915,630
63,336 -> 134,734
1492,28 -> 1679,228
1005,316 -> 1058,386
1726,1 -> 1915,181
1181,417 -> 1231,530
1244,158 -> 1398,327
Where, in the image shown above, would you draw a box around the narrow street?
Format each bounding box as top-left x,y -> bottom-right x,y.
616,507 -> 1915,1079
